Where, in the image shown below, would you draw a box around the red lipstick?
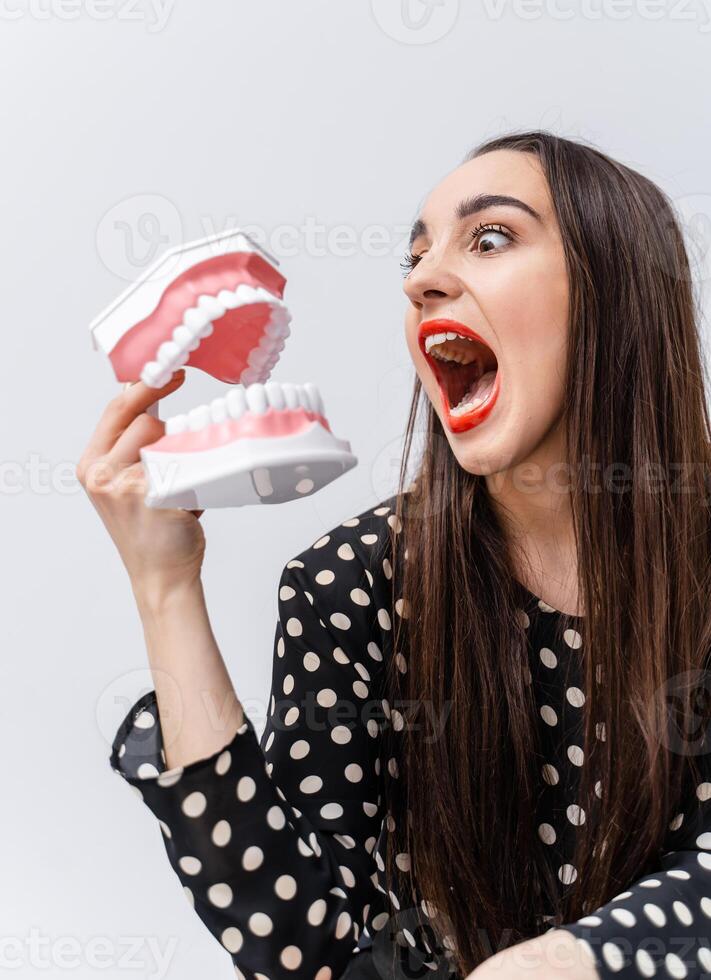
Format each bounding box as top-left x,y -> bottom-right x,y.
418,317 -> 501,434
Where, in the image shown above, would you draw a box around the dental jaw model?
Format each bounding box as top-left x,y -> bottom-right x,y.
90,229 -> 357,509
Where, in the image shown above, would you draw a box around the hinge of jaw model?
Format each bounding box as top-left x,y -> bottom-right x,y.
89,227 -> 357,510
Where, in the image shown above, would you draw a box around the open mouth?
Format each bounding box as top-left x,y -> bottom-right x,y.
90,230 -> 356,509
418,318 -> 500,431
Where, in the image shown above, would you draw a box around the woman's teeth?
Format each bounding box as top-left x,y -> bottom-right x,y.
424,331 -> 478,364
449,370 -> 497,416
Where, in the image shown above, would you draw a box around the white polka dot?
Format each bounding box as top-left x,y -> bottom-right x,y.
378,608 -> 392,630
634,948 -> 656,977
179,856 -> 201,875
538,823 -> 556,844
699,852 -> 711,871
212,820 -> 231,847
315,569 -> 335,585
137,762 -> 159,779
300,775 -> 323,794
157,767 -> 183,787
664,953 -> 688,978
208,883 -> 233,908
351,588 -> 370,606
267,805 -> 286,830
567,745 -> 584,766
242,846 -> 264,871
135,709 -> 155,729
237,777 -> 256,801
698,947 -> 711,970
283,673 -> 295,695
330,612 -> 351,630
372,911 -> 389,931
317,688 -> 337,707
566,686 -> 585,707
249,912 -> 273,936
610,908 -> 636,927
361,533 -> 378,544
563,628 -> 583,649
673,900 -> 693,925
567,804 -> 586,825
337,543 -> 355,560
339,864 -> 356,887
697,833 -> 711,849
303,652 -> 320,671
542,764 -> 559,785
698,783 -> 711,801
368,641 -> 383,661
335,911 -> 352,939
280,585 -> 296,600
601,941 -> 624,971
353,680 -> 368,699
286,617 -> 302,636
275,874 -> 297,900
181,792 -> 207,817
313,535 -> 330,549
284,706 -> 299,726
280,946 -> 302,970
321,802 -> 343,819
558,864 -> 577,884
331,725 -> 352,744
540,705 -> 558,726
539,647 -> 557,668
290,739 -> 310,759
345,763 -> 363,782
221,927 -> 243,953
643,903 -> 666,927
308,899 -> 327,925
215,750 -> 231,775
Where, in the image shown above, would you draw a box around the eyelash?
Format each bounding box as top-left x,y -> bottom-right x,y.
400,221 -> 514,276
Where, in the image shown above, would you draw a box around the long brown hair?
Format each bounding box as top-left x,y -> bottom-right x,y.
378,130 -> 711,977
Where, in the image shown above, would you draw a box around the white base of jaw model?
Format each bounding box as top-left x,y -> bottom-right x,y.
89,228 -> 357,509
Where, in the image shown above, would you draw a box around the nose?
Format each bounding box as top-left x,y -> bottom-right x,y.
402,248 -> 464,311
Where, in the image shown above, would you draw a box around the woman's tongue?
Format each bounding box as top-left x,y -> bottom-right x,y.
450,370 -> 496,415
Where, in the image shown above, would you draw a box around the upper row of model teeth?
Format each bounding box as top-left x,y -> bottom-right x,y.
164,381 -> 326,434
141,285 -> 291,388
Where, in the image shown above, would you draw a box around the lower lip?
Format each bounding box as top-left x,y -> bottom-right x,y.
441,368 -> 502,434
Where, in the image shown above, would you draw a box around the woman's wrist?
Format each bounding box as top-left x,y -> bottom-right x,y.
132,573 -> 205,622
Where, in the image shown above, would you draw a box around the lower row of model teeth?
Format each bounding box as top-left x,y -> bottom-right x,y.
140,285 -> 291,389
164,381 -> 326,434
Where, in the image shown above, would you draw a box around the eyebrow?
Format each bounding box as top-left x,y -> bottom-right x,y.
408,193 -> 543,249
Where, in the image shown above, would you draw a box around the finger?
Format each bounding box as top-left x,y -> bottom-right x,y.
108,413 -> 166,468
110,460 -> 147,496
83,370 -> 185,459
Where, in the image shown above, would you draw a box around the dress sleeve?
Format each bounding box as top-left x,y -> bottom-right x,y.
108,538 -> 389,980
559,773 -> 711,978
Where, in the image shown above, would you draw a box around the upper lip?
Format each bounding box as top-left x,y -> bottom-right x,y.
417,317 -> 497,360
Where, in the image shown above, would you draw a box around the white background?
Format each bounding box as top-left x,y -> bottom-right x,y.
1,1 -> 710,976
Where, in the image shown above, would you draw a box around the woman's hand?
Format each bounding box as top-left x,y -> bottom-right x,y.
76,370 -> 206,605
466,929 -> 599,979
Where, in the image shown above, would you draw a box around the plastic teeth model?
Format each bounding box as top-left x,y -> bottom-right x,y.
90,228 -> 357,509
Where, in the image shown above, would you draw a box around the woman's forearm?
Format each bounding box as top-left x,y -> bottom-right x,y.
134,578 -> 245,770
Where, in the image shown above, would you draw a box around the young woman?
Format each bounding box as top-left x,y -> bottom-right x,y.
79,130 -> 711,980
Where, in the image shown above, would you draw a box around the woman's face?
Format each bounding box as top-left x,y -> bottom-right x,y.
403,149 -> 570,477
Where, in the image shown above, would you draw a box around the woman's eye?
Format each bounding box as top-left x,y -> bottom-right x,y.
472,227 -> 511,253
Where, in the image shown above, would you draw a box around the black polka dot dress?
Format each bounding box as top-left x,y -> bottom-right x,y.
109,495 -> 711,980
